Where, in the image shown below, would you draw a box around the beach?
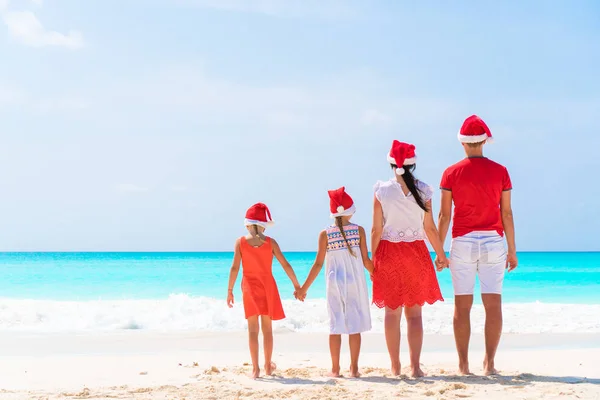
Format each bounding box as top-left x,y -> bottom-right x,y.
0,252 -> 598,398
1,331 -> 598,399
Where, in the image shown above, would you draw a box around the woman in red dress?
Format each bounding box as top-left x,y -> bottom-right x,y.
371,140 -> 448,377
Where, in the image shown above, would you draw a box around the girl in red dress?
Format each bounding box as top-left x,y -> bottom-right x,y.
371,141 -> 448,377
227,203 -> 302,379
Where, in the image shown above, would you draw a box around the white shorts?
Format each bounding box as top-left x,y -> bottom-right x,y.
450,231 -> 507,295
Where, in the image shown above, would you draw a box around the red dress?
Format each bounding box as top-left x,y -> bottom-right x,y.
371,179 -> 444,309
372,240 -> 444,309
240,237 -> 285,320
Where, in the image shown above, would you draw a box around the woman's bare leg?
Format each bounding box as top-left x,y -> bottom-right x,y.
384,306 -> 403,375
405,305 -> 425,377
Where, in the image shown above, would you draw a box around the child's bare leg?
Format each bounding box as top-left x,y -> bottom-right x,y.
385,306 -> 402,375
247,316 -> 260,379
405,305 -> 425,378
349,333 -> 362,378
260,316 -> 275,375
329,334 -> 342,377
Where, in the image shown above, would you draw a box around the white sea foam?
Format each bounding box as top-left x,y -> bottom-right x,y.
0,295 -> 598,334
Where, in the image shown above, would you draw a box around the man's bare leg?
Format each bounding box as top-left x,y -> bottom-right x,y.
481,294 -> 502,376
453,295 -> 473,375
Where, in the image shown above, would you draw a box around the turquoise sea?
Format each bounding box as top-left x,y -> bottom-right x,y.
0,252 -> 598,334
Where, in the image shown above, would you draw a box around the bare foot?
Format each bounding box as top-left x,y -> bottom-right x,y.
349,365 -> 361,378
391,361 -> 401,376
458,362 -> 471,376
484,360 -> 498,376
264,362 -> 276,376
328,368 -> 342,378
249,367 -> 260,379
411,366 -> 425,378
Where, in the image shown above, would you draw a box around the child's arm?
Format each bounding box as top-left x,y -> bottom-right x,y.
298,231 -> 328,299
226,239 -> 242,308
358,226 -> 374,275
371,195 -> 384,255
423,200 -> 449,271
271,239 -> 302,292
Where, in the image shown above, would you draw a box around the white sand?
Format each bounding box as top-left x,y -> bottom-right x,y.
0,331 -> 598,399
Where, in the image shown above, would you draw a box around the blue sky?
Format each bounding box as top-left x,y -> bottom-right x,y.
0,0 -> 598,251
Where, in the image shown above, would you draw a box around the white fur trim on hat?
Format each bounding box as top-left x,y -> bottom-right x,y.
244,219 -> 274,229
387,154 -> 417,165
457,132 -> 493,144
330,204 -> 356,218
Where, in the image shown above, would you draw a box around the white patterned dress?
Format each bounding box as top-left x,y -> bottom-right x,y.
325,224 -> 372,335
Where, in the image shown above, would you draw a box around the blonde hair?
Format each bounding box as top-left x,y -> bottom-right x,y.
251,225 -> 266,244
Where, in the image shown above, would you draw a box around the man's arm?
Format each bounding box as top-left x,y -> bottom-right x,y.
438,189 -> 453,245
500,190 -> 518,271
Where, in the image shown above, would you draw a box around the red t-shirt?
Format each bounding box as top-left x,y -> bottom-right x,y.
440,157 -> 512,238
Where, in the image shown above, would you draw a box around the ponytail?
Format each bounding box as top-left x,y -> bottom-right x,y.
335,216 -> 356,257
391,164 -> 428,212
252,225 -> 266,244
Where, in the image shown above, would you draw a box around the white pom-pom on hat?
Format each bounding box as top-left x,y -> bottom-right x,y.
337,205 -> 345,213
395,167 -> 405,175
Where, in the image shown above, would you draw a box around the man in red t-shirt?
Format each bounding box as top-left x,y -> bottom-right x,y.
437,115 -> 517,376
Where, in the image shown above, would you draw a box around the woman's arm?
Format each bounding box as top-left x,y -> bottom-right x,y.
424,200 -> 449,270
437,190 -> 453,245
226,239 -> 242,308
272,239 -> 301,290
297,231 -> 328,298
371,196 -> 384,255
500,191 -> 518,271
358,226 -> 374,275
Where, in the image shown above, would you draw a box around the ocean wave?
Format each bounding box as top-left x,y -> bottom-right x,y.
0,294 -> 598,334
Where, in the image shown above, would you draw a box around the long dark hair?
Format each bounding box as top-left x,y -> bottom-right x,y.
391,164 -> 428,212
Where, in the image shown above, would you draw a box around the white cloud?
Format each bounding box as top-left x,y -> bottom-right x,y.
2,10 -> 84,49
115,184 -> 150,193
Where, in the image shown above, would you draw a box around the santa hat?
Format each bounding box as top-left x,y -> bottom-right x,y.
457,115 -> 493,144
328,187 -> 356,218
386,140 -> 417,176
244,203 -> 274,228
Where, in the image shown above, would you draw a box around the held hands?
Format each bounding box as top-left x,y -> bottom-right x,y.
226,290 -> 234,308
506,251 -> 518,272
434,254 -> 449,272
294,286 -> 307,302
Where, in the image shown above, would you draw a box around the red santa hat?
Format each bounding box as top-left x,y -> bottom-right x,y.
386,140 -> 417,176
328,187 -> 356,218
244,203 -> 274,228
457,115 -> 494,144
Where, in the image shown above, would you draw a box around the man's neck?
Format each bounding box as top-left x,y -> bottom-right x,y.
464,148 -> 484,158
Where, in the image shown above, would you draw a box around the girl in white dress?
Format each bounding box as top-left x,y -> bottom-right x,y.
298,187 -> 373,378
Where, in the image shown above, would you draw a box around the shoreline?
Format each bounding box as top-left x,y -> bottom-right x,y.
1,331 -> 600,357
